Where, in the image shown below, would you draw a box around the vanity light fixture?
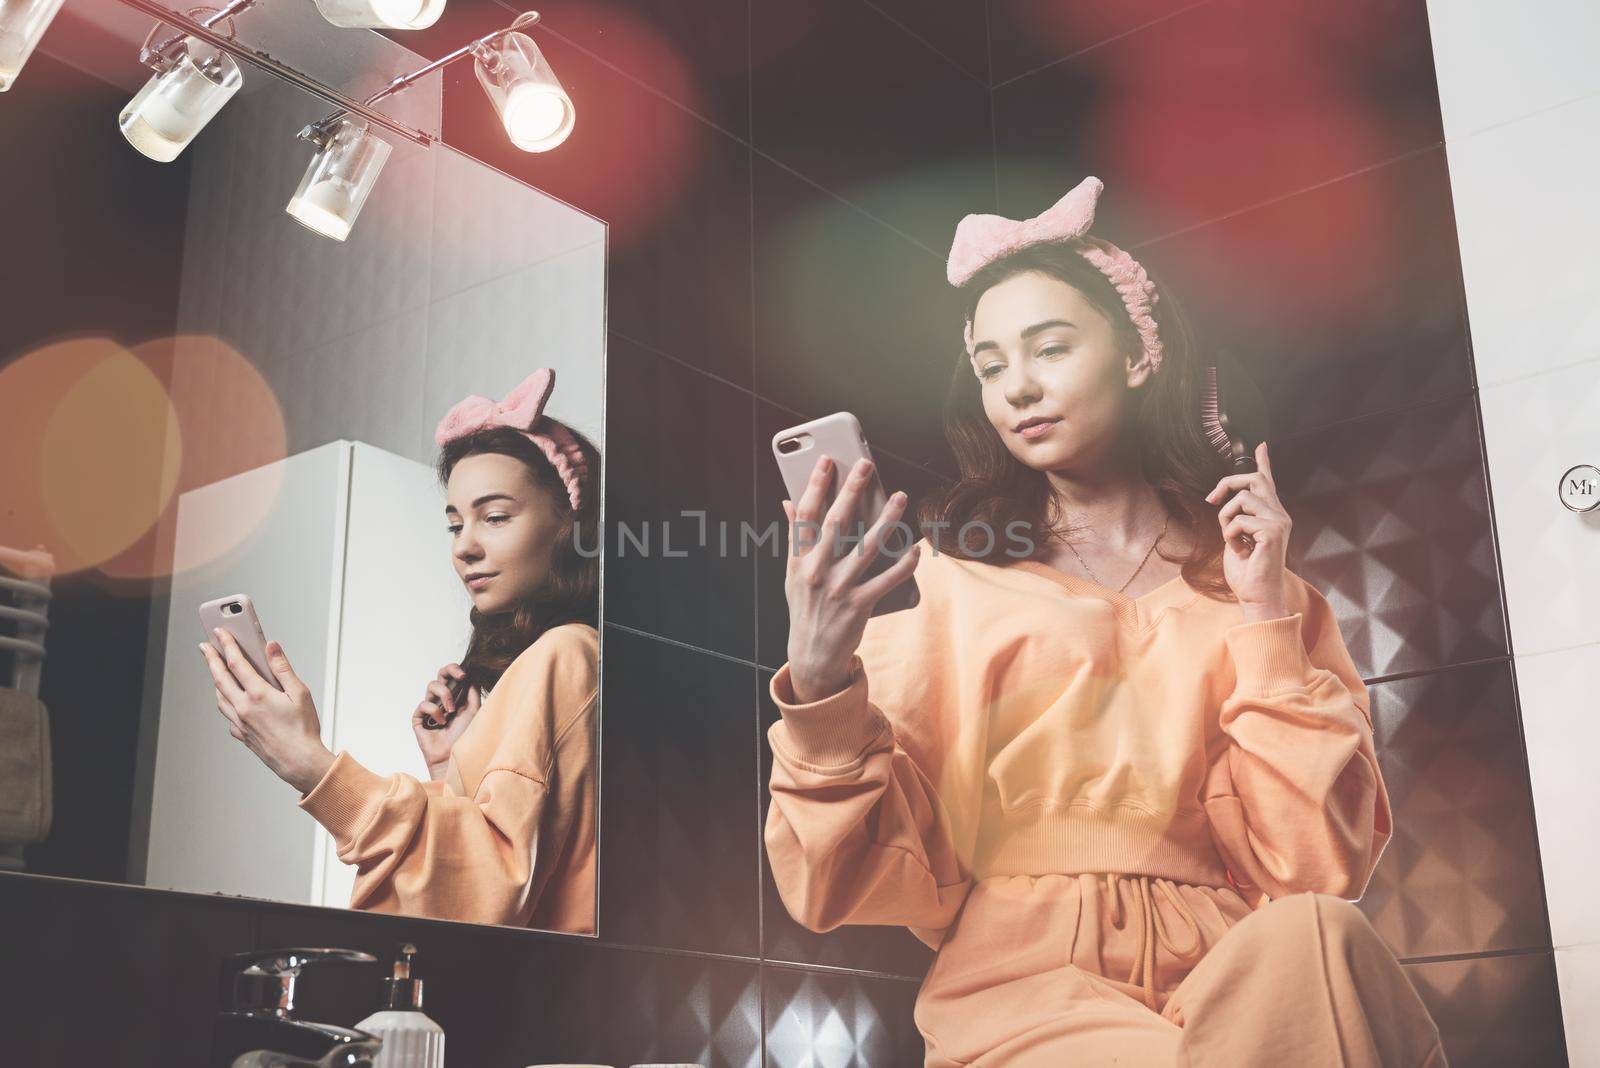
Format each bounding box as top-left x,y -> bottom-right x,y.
472,24 -> 573,152
0,0 -> 68,91
289,11 -> 572,241
286,115 -> 392,241
313,0 -> 445,31
117,3 -> 256,162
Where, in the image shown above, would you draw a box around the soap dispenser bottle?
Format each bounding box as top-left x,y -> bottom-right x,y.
355,943 -> 445,1068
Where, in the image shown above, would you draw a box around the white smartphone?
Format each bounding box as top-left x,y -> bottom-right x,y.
771,411 -> 920,616
199,593 -> 284,692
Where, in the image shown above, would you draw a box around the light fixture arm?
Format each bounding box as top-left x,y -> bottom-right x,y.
141,0 -> 261,71
298,10 -> 540,147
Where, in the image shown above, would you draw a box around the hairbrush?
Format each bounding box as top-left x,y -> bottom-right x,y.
1199,346 -> 1271,554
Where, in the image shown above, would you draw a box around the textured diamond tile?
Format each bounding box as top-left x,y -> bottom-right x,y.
600,626 -> 760,957
763,965 -> 925,1068
1404,951 -> 1568,1068
1270,396 -> 1507,679
1359,661 -> 1549,959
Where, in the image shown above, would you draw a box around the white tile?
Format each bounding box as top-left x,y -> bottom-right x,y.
174,107 -> 236,338
1478,358 -> 1600,654
420,241 -> 606,457
1446,92 -> 1600,388
429,143 -> 605,302
213,80 -> 434,363
1426,0 -> 1600,141
287,307 -> 430,463
1555,944 -> 1600,1066
1516,642 -> 1600,948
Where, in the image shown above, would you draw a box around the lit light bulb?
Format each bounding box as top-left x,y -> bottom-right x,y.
312,0 -> 443,31
501,81 -> 572,150
286,118 -> 391,242
0,0 -> 69,92
474,31 -> 574,153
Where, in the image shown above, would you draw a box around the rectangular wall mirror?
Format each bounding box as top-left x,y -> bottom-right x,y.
0,0 -> 605,938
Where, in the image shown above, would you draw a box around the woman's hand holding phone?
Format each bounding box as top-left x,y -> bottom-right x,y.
412,663 -> 482,781
782,453 -> 920,704
199,629 -> 333,796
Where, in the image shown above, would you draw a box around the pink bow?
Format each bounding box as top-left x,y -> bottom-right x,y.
947,175 -> 1164,375
434,368 -> 590,511
947,176 -> 1103,287
435,367 -> 557,445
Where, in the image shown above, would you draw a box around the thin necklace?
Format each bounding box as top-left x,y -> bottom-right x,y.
1064,514 -> 1171,593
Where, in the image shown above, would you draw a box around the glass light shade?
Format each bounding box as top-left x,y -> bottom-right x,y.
474,31 -> 574,152
0,0 -> 68,92
117,42 -> 242,162
312,0 -> 444,30
285,118 -> 391,242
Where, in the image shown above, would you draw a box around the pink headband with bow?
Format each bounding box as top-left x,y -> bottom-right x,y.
947,176 -> 1163,375
434,368 -> 590,511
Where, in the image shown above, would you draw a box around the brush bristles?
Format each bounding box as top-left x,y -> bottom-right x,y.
1200,365 -> 1232,454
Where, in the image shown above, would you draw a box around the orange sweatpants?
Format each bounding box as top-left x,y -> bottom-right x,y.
912,874 -> 1448,1067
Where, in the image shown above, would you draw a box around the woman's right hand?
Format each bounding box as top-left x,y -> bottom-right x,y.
782,454 -> 920,703
412,663 -> 482,781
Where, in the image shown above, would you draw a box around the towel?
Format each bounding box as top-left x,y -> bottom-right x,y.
0,686 -> 52,844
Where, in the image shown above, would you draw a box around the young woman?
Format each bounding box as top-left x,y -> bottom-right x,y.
200,367 -> 601,934
766,178 -> 1449,1065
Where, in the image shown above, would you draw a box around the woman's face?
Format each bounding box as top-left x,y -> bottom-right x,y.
445,453 -> 565,614
969,270 -> 1151,473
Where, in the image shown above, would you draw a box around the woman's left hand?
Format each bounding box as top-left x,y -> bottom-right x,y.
1203,441 -> 1292,619
200,629 -> 334,796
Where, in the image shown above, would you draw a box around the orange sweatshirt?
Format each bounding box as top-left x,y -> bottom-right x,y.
765,537 -> 1391,953
299,620 -> 598,933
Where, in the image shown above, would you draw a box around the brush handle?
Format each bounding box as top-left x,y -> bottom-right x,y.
1229,454 -> 1258,553
1202,364 -> 1261,553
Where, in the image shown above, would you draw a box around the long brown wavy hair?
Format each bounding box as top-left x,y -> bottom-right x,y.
436,421 -> 601,691
916,241 -> 1237,602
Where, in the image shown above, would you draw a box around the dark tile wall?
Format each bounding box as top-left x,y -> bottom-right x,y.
0,1 -> 1567,1066
0,53 -> 193,884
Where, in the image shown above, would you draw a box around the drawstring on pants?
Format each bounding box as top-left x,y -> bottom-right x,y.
1102,873 -> 1206,1012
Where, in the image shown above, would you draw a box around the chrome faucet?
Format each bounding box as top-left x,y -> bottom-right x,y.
210,948 -> 383,1068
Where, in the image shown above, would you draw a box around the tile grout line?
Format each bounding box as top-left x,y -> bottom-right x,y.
746,0 -> 769,1055
612,328 -> 953,477
857,0 -> 988,88
1129,142 -> 1445,252
990,0 -> 1217,90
